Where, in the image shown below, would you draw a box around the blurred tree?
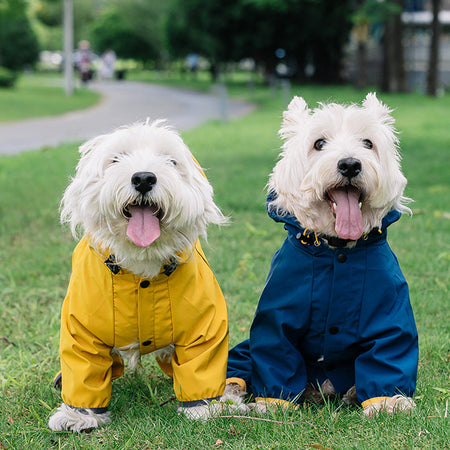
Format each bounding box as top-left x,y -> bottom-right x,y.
31,0 -> 102,51
167,0 -> 353,83
89,0 -> 169,63
167,0 -> 245,79
427,0 -> 441,96
381,0 -> 406,93
32,0 -> 61,27
0,0 -> 39,70
243,0 -> 352,83
351,0 -> 404,91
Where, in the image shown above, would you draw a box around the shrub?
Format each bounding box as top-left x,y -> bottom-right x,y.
0,67 -> 18,88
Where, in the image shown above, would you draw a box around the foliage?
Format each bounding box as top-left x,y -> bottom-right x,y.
0,0 -> 39,70
167,0 -> 353,83
89,0 -> 169,61
0,66 -> 18,87
0,79 -> 449,447
32,0 -> 61,27
30,0 -> 103,51
352,0 -> 403,26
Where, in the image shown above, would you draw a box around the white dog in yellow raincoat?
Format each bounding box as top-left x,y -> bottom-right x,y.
48,121 -> 233,432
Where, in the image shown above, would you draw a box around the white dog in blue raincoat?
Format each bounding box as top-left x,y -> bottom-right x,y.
224,93 -> 418,417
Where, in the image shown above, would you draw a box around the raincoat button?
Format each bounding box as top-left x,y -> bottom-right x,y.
337,253 -> 347,263
329,326 -> 339,335
142,340 -> 152,346
140,280 -> 150,288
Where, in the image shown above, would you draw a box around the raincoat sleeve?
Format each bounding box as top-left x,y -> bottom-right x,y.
59,238 -> 122,410
355,254 -> 418,406
170,243 -> 229,404
248,299 -> 308,402
244,243 -> 311,402
227,339 -> 252,388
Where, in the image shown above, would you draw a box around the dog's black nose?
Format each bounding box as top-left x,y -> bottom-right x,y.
337,158 -> 362,179
131,171 -> 157,194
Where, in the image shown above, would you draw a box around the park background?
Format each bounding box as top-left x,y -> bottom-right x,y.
0,0 -> 449,448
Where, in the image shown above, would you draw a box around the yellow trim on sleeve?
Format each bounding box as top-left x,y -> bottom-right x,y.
361,396 -> 391,409
226,377 -> 247,391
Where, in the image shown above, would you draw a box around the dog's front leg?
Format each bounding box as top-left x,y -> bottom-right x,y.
170,313 -> 229,421
49,297 -> 120,432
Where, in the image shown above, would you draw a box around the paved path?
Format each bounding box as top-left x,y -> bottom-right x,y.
0,80 -> 255,155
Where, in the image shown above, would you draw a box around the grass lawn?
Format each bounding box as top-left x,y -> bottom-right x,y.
0,80 -> 449,448
0,73 -> 100,122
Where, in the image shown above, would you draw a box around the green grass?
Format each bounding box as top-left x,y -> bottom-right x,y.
0,82 -> 449,448
128,68 -> 261,93
0,73 -> 100,122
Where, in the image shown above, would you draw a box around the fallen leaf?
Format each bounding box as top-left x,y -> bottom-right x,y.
213,439 -> 224,447
8,416 -> 14,424
228,424 -> 240,436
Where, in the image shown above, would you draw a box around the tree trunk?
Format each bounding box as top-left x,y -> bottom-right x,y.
427,0 -> 441,96
382,0 -> 406,92
356,41 -> 367,89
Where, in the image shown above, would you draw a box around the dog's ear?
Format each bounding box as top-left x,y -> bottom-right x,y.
362,93 -> 395,125
78,134 -> 108,157
186,152 -> 228,229
279,96 -> 310,140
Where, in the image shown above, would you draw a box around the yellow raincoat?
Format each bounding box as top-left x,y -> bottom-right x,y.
58,236 -> 228,410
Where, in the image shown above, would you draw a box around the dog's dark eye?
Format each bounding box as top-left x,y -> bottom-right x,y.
170,159 -> 177,166
313,139 -> 326,151
111,157 -> 120,164
362,139 -> 373,149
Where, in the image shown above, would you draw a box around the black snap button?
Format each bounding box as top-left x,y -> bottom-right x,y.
142,340 -> 152,346
337,253 -> 347,263
140,280 -> 150,288
329,326 -> 339,335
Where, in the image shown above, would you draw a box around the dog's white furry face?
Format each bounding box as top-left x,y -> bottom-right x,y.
61,120 -> 226,278
269,93 -> 410,241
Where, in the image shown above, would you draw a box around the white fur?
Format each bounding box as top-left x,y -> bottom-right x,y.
269,93 -> 411,241
48,403 -> 111,432
50,121 -> 227,432
111,342 -> 175,371
60,120 -> 226,278
363,395 -> 416,417
179,384 -> 250,421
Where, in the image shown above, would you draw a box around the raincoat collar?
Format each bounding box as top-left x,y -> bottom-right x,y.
85,234 -> 183,277
266,190 -> 401,249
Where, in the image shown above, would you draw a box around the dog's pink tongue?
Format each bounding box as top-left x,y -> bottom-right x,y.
330,186 -> 363,240
126,205 -> 160,247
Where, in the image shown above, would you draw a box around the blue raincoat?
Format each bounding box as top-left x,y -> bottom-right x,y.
227,195 -> 418,408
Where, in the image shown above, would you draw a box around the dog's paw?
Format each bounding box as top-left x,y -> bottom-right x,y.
342,385 -> 358,405
254,397 -> 298,414
178,401 -> 220,421
178,385 -> 251,421
219,382 -> 251,414
48,403 -> 111,432
362,395 -> 416,417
